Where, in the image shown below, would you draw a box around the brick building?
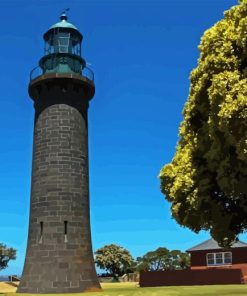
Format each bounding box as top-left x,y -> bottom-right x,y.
140,238 -> 247,287
187,238 -> 247,281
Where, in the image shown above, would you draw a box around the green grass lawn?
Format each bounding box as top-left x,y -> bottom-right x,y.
2,282 -> 247,296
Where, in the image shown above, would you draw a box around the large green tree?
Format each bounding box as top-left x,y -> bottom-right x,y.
160,0 -> 247,247
136,247 -> 190,271
94,244 -> 134,279
0,243 -> 16,271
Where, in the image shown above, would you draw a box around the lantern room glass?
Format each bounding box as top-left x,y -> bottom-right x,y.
44,31 -> 81,56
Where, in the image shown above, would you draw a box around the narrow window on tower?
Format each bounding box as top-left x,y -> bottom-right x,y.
64,221 -> 68,243
39,221 -> 43,244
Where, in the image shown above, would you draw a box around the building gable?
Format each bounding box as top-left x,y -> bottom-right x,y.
187,238 -> 247,252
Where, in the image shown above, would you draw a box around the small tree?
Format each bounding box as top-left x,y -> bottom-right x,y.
0,243 -> 16,271
94,244 -> 134,280
179,252 -> 191,270
136,247 -> 190,271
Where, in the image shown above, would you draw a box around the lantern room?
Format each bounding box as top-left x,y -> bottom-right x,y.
39,12 -> 86,75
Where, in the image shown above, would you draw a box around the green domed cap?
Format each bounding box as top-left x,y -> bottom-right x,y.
43,11 -> 82,41
49,13 -> 78,31
49,13 -> 78,30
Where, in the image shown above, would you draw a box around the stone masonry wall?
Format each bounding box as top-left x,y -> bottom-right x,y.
17,103 -> 100,293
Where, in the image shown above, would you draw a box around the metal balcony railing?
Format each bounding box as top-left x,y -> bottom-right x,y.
82,66 -> 94,82
29,65 -> 94,82
30,66 -> 42,81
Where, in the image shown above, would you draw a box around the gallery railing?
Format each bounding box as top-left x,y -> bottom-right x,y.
29,65 -> 94,82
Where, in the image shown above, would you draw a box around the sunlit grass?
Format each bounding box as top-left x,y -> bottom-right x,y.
1,282 -> 247,296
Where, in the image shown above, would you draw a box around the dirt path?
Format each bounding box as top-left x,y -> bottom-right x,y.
0,282 -> 18,293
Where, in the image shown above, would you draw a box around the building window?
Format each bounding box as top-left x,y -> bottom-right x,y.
207,253 -> 214,265
224,252 -> 232,264
215,253 -> 223,264
206,252 -> 232,266
58,36 -> 70,53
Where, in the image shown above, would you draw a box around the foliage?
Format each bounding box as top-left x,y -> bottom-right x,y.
159,0 -> 247,247
0,243 -> 16,271
94,244 -> 134,279
136,247 -> 190,271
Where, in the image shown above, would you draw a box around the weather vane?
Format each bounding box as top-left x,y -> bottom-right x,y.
60,8 -> 70,20
61,8 -> 70,15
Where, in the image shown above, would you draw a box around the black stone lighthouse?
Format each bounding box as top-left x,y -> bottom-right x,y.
17,12 -> 101,293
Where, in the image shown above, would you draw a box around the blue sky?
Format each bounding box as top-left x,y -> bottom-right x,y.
0,0 -> 240,275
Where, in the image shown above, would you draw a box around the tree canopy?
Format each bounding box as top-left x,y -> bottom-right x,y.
0,243 -> 16,271
136,247 -> 190,271
159,0 -> 247,247
94,244 -> 134,278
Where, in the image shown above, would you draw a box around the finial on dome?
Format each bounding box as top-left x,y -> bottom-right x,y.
60,8 -> 70,21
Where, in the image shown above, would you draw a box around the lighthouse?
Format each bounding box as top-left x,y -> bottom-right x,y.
17,12 -> 101,293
